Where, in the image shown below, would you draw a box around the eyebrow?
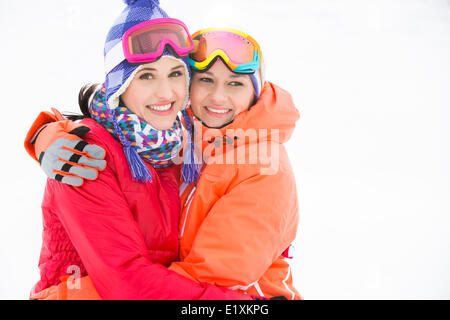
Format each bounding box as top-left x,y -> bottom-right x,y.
229,74 -> 247,78
202,71 -> 247,78
139,65 -> 184,72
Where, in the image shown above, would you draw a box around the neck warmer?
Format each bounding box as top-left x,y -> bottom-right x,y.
89,86 -> 182,168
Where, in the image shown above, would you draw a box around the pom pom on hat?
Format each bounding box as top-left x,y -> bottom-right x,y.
123,0 -> 160,5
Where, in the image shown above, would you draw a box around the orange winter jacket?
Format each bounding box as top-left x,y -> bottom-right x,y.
168,82 -> 302,299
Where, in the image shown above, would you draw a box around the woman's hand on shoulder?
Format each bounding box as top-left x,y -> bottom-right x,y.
25,108 -> 107,186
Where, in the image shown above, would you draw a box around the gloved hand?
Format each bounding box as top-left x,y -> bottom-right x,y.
25,108 -> 106,186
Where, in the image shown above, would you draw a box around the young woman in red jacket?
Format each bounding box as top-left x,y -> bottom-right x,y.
25,0 -> 254,300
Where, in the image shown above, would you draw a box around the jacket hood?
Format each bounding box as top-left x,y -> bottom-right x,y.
228,81 -> 300,143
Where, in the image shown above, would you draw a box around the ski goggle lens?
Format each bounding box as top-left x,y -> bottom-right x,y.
127,22 -> 193,55
191,31 -> 256,65
121,18 -> 194,64
105,18 -> 194,75
188,29 -> 262,73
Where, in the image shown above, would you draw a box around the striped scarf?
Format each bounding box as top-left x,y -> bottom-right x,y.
89,86 -> 182,168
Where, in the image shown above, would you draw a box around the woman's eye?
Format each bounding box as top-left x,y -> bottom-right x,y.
139,73 -> 153,80
199,77 -> 213,83
170,71 -> 183,77
229,81 -> 243,87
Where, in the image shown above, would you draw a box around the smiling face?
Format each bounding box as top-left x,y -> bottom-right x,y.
120,56 -> 187,130
189,59 -> 255,128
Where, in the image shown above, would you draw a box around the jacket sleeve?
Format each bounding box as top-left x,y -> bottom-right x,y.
43,145 -> 250,300
168,157 -> 300,289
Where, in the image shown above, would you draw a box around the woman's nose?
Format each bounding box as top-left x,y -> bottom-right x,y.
155,78 -> 173,100
209,84 -> 227,105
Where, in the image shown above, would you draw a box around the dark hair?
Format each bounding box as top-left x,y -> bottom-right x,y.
64,83 -> 100,121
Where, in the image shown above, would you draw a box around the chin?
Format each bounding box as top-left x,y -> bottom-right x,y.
143,115 -> 178,131
152,122 -> 175,131
203,117 -> 233,129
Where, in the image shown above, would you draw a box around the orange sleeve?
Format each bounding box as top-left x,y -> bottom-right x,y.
24,110 -> 59,161
169,150 -> 299,289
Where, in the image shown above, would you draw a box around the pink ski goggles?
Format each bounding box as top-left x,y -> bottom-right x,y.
123,18 -> 194,63
105,18 -> 194,74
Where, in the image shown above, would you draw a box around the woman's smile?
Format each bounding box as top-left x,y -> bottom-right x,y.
203,106 -> 233,118
146,101 -> 175,116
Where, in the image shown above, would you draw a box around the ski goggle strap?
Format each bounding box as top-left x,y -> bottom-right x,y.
187,28 -> 263,73
105,18 -> 194,75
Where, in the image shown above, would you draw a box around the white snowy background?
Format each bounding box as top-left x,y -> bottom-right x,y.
1,0 -> 449,299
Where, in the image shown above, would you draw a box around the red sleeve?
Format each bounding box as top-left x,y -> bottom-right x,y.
43,153 -> 250,300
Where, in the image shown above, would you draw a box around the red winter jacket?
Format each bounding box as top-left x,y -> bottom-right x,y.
31,118 -> 250,300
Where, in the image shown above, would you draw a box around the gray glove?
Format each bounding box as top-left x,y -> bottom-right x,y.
29,116 -> 106,186
39,137 -> 106,186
